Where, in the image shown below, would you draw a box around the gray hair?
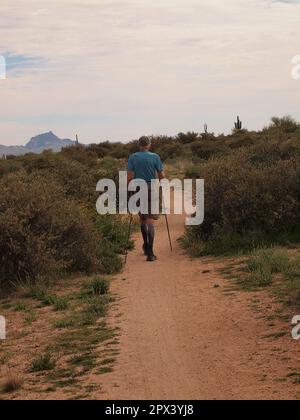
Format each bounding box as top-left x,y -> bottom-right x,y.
138,136 -> 151,147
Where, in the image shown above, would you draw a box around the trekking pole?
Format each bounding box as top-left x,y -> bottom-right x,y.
162,193 -> 173,253
164,213 -> 173,253
124,214 -> 133,265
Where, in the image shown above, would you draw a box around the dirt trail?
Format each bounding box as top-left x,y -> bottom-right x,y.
98,213 -> 299,400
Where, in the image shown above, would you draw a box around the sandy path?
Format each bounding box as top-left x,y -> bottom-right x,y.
98,214 -> 299,400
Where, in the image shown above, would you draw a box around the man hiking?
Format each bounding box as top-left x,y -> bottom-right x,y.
127,136 -> 165,262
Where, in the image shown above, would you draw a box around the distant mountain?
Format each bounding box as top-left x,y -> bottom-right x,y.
0,132 -> 76,157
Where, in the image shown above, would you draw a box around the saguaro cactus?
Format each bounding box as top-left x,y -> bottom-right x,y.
235,116 -> 242,130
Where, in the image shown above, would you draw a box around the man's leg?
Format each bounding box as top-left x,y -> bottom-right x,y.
145,218 -> 157,262
140,220 -> 149,255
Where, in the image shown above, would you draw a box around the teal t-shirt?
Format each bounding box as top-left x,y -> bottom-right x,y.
128,151 -> 163,182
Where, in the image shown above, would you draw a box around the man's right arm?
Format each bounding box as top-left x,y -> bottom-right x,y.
127,171 -> 135,185
127,155 -> 135,185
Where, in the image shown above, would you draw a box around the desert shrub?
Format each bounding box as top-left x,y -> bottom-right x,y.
177,132 -> 199,144
182,144 -> 300,255
87,141 -> 130,160
109,144 -> 130,159
33,292 -> 70,311
268,115 -> 299,134
97,215 -> 134,273
95,215 -> 133,254
60,144 -> 98,168
0,172 -> 102,290
247,140 -> 300,166
30,353 -> 56,372
0,151 -> 131,292
225,130 -> 258,149
185,165 -> 202,179
19,152 -> 97,207
0,159 -> 23,179
156,142 -> 183,162
96,156 -> 123,181
90,277 -> 110,296
84,297 -> 107,318
190,141 -> 221,160
125,140 -> 139,155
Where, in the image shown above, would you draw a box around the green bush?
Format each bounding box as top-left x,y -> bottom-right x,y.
91,278 -> 110,296
0,172 -> 102,289
182,139 -> 300,255
19,152 -> 97,207
30,353 -> 56,372
60,144 -> 99,168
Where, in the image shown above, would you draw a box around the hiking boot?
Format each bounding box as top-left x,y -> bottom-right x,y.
147,254 -> 158,262
146,246 -> 157,262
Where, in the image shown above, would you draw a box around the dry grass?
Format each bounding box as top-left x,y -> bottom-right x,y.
0,374 -> 23,394
0,275 -> 118,399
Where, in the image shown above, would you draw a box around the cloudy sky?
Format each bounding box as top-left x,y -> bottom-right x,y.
0,0 -> 299,145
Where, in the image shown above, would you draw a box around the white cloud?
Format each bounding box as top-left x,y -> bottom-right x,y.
0,0 -> 300,144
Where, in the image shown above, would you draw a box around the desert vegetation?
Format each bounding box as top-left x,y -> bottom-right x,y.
1,115 -> 300,291
1,115 -> 300,399
0,275 -> 117,398
180,116 -> 300,256
0,149 -> 131,294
